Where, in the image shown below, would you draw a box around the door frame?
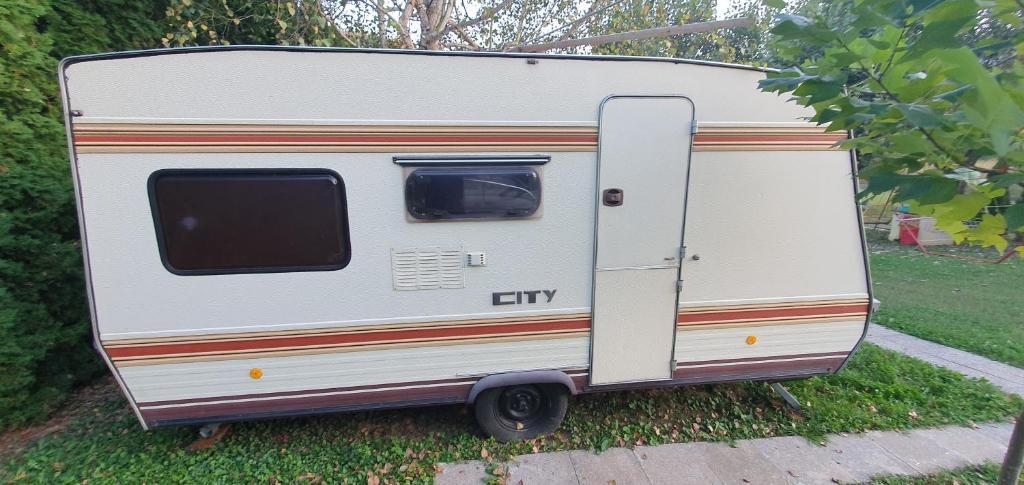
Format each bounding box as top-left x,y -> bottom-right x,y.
587,94 -> 698,387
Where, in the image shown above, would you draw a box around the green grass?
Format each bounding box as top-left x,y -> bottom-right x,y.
868,233 -> 1024,368
2,344 -> 1019,484
870,463 -> 1017,484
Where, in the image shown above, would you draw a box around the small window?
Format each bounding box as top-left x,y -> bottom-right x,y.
149,170 -> 350,275
405,167 -> 541,220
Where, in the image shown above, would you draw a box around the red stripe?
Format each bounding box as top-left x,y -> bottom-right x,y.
677,303 -> 868,325
74,134 -> 599,144
693,134 -> 846,143
106,318 -> 591,359
674,357 -> 846,381
141,382 -> 476,425
73,134 -> 843,145
676,351 -> 850,367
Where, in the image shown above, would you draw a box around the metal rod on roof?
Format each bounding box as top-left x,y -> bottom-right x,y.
507,18 -> 754,53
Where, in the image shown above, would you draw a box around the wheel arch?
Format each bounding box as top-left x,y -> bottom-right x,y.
467,370 -> 578,404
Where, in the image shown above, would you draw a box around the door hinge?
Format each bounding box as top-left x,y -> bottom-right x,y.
676,280 -> 684,291
679,246 -> 686,260
690,122 -> 699,135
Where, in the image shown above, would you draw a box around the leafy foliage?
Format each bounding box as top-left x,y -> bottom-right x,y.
2,344 -> 1019,483
0,0 -> 164,429
760,0 -> 1024,253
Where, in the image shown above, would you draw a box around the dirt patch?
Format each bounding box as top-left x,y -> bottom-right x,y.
0,376 -> 120,461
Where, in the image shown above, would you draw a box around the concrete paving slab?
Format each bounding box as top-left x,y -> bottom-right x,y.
977,422 -> 1015,445
569,448 -> 650,485
822,433 -> 917,482
506,451 -> 579,485
866,429 -> 967,473
742,435 -> 860,485
633,442 -> 727,485
699,441 -> 791,484
436,462 -> 487,485
911,427 -> 1008,465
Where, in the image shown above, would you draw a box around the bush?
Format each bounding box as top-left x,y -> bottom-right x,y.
0,0 -> 164,429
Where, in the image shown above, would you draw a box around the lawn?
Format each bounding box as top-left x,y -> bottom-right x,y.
2,344 -> 1019,484
871,463 -> 1020,484
868,232 -> 1024,368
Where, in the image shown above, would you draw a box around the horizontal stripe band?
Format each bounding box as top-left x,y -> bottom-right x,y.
72,124 -> 846,153
677,303 -> 869,325
107,318 -> 591,360
136,352 -> 843,426
103,300 -> 867,365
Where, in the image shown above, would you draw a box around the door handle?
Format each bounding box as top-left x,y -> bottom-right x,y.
602,188 -> 624,207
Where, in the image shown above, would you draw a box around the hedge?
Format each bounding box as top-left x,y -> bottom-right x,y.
0,0 -> 164,429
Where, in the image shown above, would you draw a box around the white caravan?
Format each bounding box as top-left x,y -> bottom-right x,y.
60,47 -> 871,441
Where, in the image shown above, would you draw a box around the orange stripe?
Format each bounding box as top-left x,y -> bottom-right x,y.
104,300 -> 867,361
74,133 -> 840,146
74,134 -> 599,144
106,318 -> 591,359
678,303 -> 868,325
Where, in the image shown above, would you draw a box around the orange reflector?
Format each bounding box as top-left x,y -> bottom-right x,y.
249,368 -> 263,379
746,335 -> 757,345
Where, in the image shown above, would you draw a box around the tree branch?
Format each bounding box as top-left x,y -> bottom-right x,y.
509,18 -> 754,53
449,19 -> 481,50
454,0 -> 516,29
359,0 -> 413,48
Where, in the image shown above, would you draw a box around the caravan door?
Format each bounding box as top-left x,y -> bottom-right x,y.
589,96 -> 694,386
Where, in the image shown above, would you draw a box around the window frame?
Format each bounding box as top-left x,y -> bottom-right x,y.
147,168 -> 352,276
396,156 -> 547,223
403,166 -> 543,222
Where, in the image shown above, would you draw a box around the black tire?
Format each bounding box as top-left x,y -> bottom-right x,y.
473,383 -> 568,442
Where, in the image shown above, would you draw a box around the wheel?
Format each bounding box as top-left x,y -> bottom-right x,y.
473,383 -> 568,442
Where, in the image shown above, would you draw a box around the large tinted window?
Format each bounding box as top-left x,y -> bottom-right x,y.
150,170 -> 350,275
405,167 -> 541,220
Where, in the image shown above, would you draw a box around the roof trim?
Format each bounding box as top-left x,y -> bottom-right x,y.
58,45 -> 773,73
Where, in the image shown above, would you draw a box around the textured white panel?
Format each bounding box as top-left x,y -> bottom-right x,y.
64,50 -> 809,124
77,152 -> 596,338
119,337 -> 589,403
391,247 -> 464,290
591,269 -> 678,384
673,321 -> 864,363
679,151 -> 869,306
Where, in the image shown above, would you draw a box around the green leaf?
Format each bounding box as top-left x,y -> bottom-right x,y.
895,104 -> 945,129
764,0 -> 786,8
930,48 -> 1024,156
888,133 -> 934,155
992,173 -> 1024,188
1005,203 -> 1024,232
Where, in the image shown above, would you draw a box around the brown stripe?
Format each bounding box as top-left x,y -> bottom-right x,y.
108,318 -> 590,360
105,313 -> 593,346
141,381 -> 476,424
674,357 -> 846,380
677,303 -> 869,325
72,123 -> 845,153
680,299 -> 868,312
140,376 -> 479,407
141,368 -> 591,408
676,351 -> 849,367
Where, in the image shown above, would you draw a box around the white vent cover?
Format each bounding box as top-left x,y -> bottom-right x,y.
391,247 -> 465,291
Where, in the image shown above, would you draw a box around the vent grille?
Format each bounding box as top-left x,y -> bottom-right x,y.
391,247 -> 465,291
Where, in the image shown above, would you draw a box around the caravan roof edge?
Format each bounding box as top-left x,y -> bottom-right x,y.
57,45 -> 776,73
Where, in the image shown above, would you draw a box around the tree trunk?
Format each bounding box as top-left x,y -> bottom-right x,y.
1000,407 -> 1024,485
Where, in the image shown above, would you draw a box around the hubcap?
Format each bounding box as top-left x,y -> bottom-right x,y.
499,386 -> 543,422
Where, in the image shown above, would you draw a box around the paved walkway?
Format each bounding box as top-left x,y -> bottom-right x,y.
437,423 -> 1015,484
866,325 -> 1024,397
